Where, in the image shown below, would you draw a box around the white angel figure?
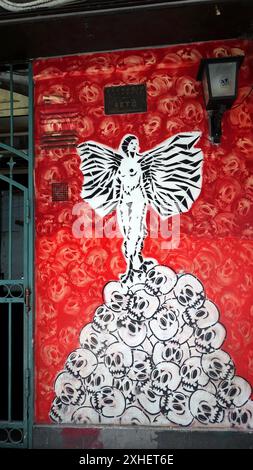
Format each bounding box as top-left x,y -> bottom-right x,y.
78,132 -> 203,284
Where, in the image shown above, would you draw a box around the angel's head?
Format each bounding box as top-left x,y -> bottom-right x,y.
120,134 -> 139,158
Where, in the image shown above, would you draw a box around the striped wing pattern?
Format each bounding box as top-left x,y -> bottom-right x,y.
140,132 -> 203,219
77,141 -> 122,217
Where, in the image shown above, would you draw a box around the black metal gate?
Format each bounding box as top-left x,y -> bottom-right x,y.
0,63 -> 33,448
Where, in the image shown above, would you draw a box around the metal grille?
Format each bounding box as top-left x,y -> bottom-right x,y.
0,427 -> 23,445
0,63 -> 33,448
52,182 -> 69,201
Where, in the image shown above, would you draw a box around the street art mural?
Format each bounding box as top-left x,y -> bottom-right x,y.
49,269 -> 253,427
34,38 -> 253,428
78,132 -> 203,283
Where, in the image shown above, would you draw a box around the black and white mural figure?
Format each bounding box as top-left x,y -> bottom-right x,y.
50,132 -> 252,428
77,133 -> 203,284
50,269 -> 253,427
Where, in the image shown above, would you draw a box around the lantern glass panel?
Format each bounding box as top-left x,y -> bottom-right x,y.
208,62 -> 237,98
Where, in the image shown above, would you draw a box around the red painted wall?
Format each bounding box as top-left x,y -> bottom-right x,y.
34,39 -> 253,423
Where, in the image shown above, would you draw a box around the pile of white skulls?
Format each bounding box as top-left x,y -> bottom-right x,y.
50,264 -> 253,429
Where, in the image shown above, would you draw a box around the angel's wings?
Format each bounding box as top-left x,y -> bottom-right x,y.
78,132 -> 203,220
77,141 -> 122,217
140,132 -> 203,219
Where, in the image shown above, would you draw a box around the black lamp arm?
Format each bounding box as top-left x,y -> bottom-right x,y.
208,105 -> 226,144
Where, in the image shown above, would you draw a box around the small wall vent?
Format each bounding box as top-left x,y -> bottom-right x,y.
52,182 -> 69,201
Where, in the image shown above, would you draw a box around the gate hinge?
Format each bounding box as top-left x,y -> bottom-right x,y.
25,368 -> 30,397
25,199 -> 30,224
25,287 -> 31,313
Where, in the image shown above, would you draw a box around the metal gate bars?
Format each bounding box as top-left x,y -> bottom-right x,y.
0,62 -> 33,448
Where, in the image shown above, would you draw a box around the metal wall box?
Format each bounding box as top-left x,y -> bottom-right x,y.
104,84 -> 147,115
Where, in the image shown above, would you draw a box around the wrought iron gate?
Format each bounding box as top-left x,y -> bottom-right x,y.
0,63 -> 33,448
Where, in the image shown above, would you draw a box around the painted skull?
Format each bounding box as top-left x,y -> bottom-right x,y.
228,401 -> 253,429
84,362 -> 113,394
91,386 -> 126,418
54,371 -> 85,406
93,304 -> 117,333
128,349 -> 152,383
113,376 -> 136,405
103,281 -> 129,312
79,323 -> 115,357
118,317 -> 147,347
190,390 -> 224,424
161,391 -> 193,426
217,376 -> 252,409
145,265 -> 177,296
151,362 -> 181,395
152,340 -> 190,366
65,348 -> 98,379
174,274 -> 205,309
180,356 -> 209,393
149,303 -> 179,341
50,397 -> 76,424
194,323 -> 226,354
127,289 -> 159,322
201,350 -> 235,381
104,342 -> 133,378
72,406 -> 100,424
183,300 -> 219,329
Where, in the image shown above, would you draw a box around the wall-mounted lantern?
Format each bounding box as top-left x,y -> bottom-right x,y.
197,56 -> 244,144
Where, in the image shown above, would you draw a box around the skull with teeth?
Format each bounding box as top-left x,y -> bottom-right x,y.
84,362 -> 113,394
72,406 -> 100,424
127,289 -> 159,322
190,390 -> 224,424
113,376 -> 136,405
79,323 -> 115,357
50,397 -> 76,423
228,401 -> 253,429
217,376 -> 252,409
54,371 -> 85,406
161,391 -> 194,426
174,274 -> 205,309
152,340 -> 190,366
128,349 -> 152,383
151,362 -> 181,395
180,356 -> 209,393
194,323 -> 226,354
65,348 -> 98,379
93,305 -> 117,333
118,317 -> 147,347
103,281 -> 129,312
149,303 -> 179,341
183,300 -> 219,329
91,386 -> 126,417
104,342 -> 133,378
145,265 -> 177,296
201,350 -> 235,381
